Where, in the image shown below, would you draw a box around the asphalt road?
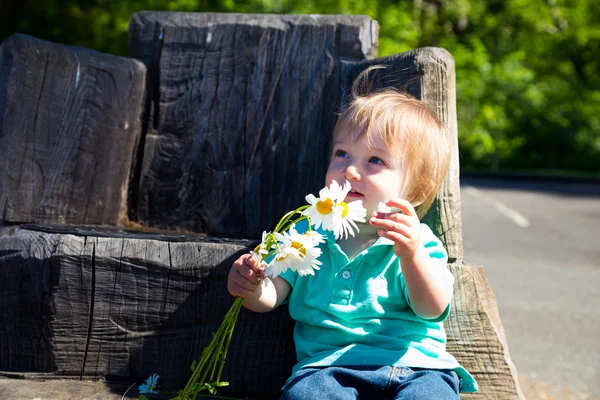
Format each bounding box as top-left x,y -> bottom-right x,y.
460,176 -> 600,399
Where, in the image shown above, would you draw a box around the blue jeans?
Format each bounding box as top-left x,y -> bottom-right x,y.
281,365 -> 461,400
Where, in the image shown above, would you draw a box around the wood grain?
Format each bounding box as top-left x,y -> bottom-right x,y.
0,226 -> 294,397
128,13 -> 379,239
0,34 -> 146,226
0,226 -> 522,398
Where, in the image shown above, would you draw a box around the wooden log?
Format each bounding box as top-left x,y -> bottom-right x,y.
127,13 -> 379,239
0,226 -> 522,398
0,34 -> 146,226
447,264 -> 524,399
0,225 -> 294,397
339,47 -> 463,262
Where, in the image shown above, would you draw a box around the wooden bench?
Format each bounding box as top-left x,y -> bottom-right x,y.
0,13 -> 523,399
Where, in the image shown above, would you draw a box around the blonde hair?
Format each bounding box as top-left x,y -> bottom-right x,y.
333,66 -> 452,219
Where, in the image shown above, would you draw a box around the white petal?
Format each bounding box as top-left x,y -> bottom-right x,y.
318,186 -> 330,200
337,180 -> 352,202
305,194 -> 318,204
274,232 -> 291,246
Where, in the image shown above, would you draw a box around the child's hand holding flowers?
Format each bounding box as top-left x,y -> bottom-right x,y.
227,252 -> 266,300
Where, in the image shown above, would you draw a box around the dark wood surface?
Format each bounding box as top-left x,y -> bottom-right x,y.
0,34 -> 146,226
0,226 -> 294,398
128,12 -> 379,239
0,226 -> 522,399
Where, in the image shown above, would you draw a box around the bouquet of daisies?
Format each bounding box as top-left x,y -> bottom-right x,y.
138,181 -> 366,400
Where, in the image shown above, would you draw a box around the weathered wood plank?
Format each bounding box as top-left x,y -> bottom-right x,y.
127,13 -> 379,239
0,226 -> 522,398
0,226 -> 294,397
0,374 -> 138,400
339,48 -> 463,263
0,34 -> 146,226
447,264 -> 524,399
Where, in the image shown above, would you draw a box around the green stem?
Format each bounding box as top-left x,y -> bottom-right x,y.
280,215 -> 310,234
215,299 -> 243,381
184,298 -> 242,395
180,204 -> 314,399
186,297 -> 244,400
273,206 -> 309,233
273,209 -> 297,233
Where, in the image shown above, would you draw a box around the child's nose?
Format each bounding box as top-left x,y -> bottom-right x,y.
342,165 -> 361,181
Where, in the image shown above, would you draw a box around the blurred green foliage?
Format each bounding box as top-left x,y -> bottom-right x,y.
1,0 -> 599,172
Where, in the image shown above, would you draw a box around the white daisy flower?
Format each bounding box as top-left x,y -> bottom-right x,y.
265,228 -> 323,277
303,230 -> 326,246
303,181 -> 343,230
327,180 -> 367,240
264,233 -> 294,277
334,198 -> 367,240
303,180 -> 367,239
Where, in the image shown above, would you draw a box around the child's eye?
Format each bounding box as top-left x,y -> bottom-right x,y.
335,150 -> 349,159
369,156 -> 385,165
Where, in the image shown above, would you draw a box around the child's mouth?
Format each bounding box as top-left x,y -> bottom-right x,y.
346,189 -> 363,199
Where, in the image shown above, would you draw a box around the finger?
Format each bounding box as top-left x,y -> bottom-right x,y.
228,269 -> 254,297
244,255 -> 267,273
372,211 -> 412,225
257,268 -> 267,280
370,215 -> 412,236
238,261 -> 261,284
230,281 -> 257,299
245,253 -> 267,272
235,273 -> 260,292
384,198 -> 416,217
233,266 -> 262,291
377,229 -> 411,246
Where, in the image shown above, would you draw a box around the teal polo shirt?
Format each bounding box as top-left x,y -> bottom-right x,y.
279,223 -> 478,393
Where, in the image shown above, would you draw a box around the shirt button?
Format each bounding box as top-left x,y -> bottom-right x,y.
342,271 -> 351,279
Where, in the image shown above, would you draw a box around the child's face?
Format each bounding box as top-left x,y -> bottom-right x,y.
326,127 -> 405,218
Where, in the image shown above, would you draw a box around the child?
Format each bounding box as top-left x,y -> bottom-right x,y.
227,66 -> 478,399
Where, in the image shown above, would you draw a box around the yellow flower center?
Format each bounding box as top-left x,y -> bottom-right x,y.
316,198 -> 334,215
339,202 -> 349,218
291,241 -> 306,258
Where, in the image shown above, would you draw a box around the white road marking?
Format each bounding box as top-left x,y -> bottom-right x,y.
465,185 -> 530,228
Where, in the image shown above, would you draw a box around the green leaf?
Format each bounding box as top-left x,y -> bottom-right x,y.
138,396 -> 149,400
190,360 -> 197,371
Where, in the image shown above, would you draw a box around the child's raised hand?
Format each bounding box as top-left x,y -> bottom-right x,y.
227,253 -> 267,299
370,198 -> 421,259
